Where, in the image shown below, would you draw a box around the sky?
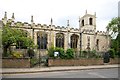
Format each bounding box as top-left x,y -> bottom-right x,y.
0,0 -> 119,31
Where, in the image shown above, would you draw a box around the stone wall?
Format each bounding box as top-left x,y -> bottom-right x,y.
48,58 -> 119,66
109,58 -> 119,64
2,58 -> 30,68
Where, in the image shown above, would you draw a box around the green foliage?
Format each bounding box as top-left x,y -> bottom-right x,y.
116,32 -> 120,57
80,50 -> 100,58
2,24 -> 16,47
82,50 -> 87,53
108,49 -> 115,58
65,48 -> 74,59
54,47 -> 65,59
107,17 -> 120,36
2,22 -> 35,57
90,50 -> 100,58
48,46 -> 55,58
48,47 -> 75,59
80,50 -> 88,58
111,39 -> 119,55
11,51 -> 23,58
30,58 -> 39,67
107,17 -> 120,57
48,47 -> 65,59
90,50 -> 96,57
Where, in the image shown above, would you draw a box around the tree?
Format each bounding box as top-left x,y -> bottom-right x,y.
107,17 -> 120,37
107,17 -> 120,57
2,22 -> 34,57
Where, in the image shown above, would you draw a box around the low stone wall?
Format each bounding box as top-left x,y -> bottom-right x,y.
2,57 -> 31,68
109,58 -> 119,64
48,58 -> 119,66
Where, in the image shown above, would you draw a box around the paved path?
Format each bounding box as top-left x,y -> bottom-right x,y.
2,64 -> 119,74
3,68 -> 119,78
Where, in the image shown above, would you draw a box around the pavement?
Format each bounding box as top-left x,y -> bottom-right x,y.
1,64 -> 119,74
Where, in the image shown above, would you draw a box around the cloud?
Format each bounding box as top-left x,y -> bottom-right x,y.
0,0 -> 119,31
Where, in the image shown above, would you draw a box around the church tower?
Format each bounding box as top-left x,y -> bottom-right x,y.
79,10 -> 96,32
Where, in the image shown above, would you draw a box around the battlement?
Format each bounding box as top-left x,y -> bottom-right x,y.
8,20 -> 81,32
83,29 -> 95,34
4,19 -> 108,36
31,23 -> 79,32
96,30 -> 107,35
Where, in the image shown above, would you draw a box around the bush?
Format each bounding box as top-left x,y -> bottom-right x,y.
48,46 -> 54,58
89,50 -> 98,58
11,51 -> 23,58
54,47 -> 65,59
80,50 -> 100,58
48,47 -> 76,59
80,50 -> 87,58
108,49 -> 115,58
48,47 -> 65,59
65,48 -> 74,59
30,58 -> 39,67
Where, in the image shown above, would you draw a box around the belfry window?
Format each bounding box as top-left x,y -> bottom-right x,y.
89,18 -> 93,25
71,34 -> 79,49
37,32 -> 47,49
56,33 -> 64,48
82,19 -> 84,26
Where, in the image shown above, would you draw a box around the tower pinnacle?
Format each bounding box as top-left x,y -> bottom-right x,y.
67,20 -> 70,26
51,18 -> 53,25
85,10 -> 87,14
12,13 -> 15,19
4,12 -> 7,19
31,15 -> 34,23
94,12 -> 96,16
79,16 -> 80,22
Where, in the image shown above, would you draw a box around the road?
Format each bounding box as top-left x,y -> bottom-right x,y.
2,68 -> 119,78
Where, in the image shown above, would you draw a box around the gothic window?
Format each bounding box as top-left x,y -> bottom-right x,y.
89,18 -> 93,25
82,19 -> 84,26
96,39 -> 99,50
37,32 -> 47,49
71,34 -> 79,49
56,33 -> 64,48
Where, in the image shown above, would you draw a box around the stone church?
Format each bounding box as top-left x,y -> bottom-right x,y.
0,11 -> 110,57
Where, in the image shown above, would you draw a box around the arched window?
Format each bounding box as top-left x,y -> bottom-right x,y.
70,34 -> 79,49
82,19 -> 84,26
89,18 -> 93,25
56,33 -> 64,48
37,32 -> 47,49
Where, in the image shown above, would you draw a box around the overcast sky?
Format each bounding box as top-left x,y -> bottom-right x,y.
0,0 -> 119,31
